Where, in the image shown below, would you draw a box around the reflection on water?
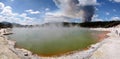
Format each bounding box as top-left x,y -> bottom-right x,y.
9,27 -> 102,56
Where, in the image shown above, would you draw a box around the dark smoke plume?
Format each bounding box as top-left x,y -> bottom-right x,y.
53,0 -> 96,22
82,5 -> 95,22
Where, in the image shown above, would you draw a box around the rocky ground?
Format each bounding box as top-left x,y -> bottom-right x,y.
0,27 -> 120,59
0,29 -> 40,59
0,36 -> 20,59
89,28 -> 120,59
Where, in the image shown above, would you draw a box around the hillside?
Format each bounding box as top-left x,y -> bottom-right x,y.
0,21 -> 120,28
0,22 -> 13,28
43,21 -> 120,28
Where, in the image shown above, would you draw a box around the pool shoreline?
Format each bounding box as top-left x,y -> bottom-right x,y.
9,28 -> 108,57
0,27 -> 115,59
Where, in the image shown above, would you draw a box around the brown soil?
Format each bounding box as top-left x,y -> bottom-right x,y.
97,31 -> 110,41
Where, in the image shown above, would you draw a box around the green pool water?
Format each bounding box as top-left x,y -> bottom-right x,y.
8,27 -> 102,56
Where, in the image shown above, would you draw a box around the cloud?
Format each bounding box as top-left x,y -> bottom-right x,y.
1,6 -> 13,16
20,13 -> 27,18
0,2 -> 4,9
44,15 -> 71,23
95,7 -> 99,11
113,0 -> 120,2
45,8 -> 50,11
113,9 -> 116,12
10,0 -> 14,1
25,9 -> 40,14
110,17 -> 120,20
53,0 -> 82,19
92,14 -> 104,21
109,0 -> 112,1
0,2 -> 38,25
44,12 -> 72,23
78,0 -> 98,6
110,0 -> 120,2
106,12 -> 110,15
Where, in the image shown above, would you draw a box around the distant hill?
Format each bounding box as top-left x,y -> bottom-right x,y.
0,22 -> 13,28
0,21 -> 120,28
80,21 -> 120,28
12,23 -> 25,27
42,21 -> 120,28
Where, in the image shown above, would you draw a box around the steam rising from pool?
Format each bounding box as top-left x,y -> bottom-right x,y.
9,27 -> 100,56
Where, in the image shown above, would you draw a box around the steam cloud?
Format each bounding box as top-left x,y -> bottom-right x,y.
53,0 -> 97,22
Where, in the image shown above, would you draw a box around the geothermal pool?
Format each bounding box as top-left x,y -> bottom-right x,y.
8,27 -> 104,56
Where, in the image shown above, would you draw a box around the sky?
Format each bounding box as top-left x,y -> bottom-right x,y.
0,0 -> 119,25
